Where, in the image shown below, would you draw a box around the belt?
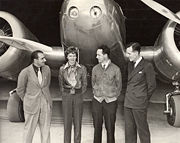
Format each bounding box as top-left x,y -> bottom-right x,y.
63,88 -> 82,94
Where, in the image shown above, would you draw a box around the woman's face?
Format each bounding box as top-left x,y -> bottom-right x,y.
67,53 -> 77,66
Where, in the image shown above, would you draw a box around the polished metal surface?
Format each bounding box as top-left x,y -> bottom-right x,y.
140,11 -> 180,82
153,12 -> 180,81
60,0 -> 126,69
0,11 -> 38,80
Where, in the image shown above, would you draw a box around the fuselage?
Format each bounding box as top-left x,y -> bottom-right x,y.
60,0 -> 126,73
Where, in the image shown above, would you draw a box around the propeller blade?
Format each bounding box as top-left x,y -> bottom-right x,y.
0,36 -> 52,52
141,0 -> 180,24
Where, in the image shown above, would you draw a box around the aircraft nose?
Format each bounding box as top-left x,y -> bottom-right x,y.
65,6 -> 103,31
75,15 -> 103,32
90,6 -> 102,19
69,6 -> 79,19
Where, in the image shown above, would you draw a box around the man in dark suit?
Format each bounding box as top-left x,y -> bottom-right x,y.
16,50 -> 52,143
124,42 -> 156,143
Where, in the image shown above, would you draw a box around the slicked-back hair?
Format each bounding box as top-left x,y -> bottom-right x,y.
98,45 -> 110,57
126,42 -> 141,54
31,50 -> 43,63
64,46 -> 79,60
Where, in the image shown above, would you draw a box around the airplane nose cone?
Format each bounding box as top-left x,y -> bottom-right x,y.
75,15 -> 103,31
65,6 -> 103,31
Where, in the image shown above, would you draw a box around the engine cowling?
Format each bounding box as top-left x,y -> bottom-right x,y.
141,12 -> 180,83
0,11 -> 38,80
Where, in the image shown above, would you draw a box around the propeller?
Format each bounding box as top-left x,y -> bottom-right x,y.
0,36 -> 52,53
0,18 -> 12,55
141,0 -> 180,24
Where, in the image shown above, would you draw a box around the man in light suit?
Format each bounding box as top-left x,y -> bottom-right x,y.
124,42 -> 156,143
16,50 -> 52,143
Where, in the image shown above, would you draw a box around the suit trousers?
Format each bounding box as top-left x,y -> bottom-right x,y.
62,93 -> 83,143
124,107 -> 150,143
92,98 -> 118,143
23,95 -> 52,143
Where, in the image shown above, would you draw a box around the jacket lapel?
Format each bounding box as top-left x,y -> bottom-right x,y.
29,64 -> 40,86
41,66 -> 47,86
128,62 -> 134,75
128,59 -> 144,80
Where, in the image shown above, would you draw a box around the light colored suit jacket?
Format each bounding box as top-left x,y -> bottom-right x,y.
16,64 -> 52,114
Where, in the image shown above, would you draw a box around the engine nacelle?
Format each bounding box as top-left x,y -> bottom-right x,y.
0,11 -> 38,80
142,11 -> 180,127
152,12 -> 180,82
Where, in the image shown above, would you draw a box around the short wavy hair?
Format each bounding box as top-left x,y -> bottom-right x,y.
98,45 -> 110,57
65,46 -> 79,59
126,42 -> 141,53
31,50 -> 43,63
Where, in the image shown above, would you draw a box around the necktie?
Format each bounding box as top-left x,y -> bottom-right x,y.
37,68 -> 42,84
102,64 -> 106,70
133,62 -> 136,68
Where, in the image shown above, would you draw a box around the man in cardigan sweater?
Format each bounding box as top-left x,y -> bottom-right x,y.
92,45 -> 122,143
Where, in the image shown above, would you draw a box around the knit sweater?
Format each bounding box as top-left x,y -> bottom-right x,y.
92,62 -> 122,103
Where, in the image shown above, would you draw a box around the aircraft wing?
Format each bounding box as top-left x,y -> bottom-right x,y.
0,36 -> 64,80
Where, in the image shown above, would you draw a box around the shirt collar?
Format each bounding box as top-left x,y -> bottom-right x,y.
64,62 -> 81,69
101,59 -> 111,69
134,56 -> 142,68
33,64 -> 41,71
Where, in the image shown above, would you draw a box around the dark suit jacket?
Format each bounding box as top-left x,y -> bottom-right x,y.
16,64 -> 52,114
124,58 -> 156,109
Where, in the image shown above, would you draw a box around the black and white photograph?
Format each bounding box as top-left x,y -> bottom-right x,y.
0,0 -> 180,143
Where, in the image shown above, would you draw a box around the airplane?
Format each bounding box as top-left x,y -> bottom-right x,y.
0,0 -> 180,128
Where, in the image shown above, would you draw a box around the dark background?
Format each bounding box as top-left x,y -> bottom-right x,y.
0,0 -> 179,46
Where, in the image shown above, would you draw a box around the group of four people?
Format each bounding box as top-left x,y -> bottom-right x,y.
16,43 -> 156,143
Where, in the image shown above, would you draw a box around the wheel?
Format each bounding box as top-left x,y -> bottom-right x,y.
7,91 -> 24,122
167,95 -> 180,127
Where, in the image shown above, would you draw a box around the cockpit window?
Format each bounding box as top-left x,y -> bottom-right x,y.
69,6 -> 79,18
90,6 -> 102,18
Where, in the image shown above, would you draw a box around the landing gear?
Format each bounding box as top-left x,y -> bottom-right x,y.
164,82 -> 180,127
7,89 -> 24,122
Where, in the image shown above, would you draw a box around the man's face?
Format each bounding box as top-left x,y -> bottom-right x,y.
67,53 -> 77,66
126,46 -> 138,62
96,49 -> 105,63
35,53 -> 46,67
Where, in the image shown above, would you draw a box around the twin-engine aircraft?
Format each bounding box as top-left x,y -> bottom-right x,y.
0,0 -> 180,127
